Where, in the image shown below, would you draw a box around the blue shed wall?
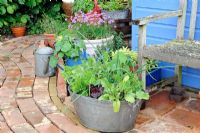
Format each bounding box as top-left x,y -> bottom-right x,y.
132,0 -> 200,89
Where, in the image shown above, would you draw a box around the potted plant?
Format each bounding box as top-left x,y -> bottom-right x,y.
99,0 -> 131,20
10,14 -> 30,37
39,14 -> 67,48
69,11 -> 115,56
61,50 -> 149,132
72,0 -> 94,13
49,29 -> 86,67
62,0 -> 74,18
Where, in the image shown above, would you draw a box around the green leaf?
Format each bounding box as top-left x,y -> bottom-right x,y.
20,15 -> 29,24
113,100 -> 120,112
123,75 -> 129,83
18,0 -> 25,4
58,52 -> 64,58
61,44 -> 71,52
0,21 -> 3,28
125,93 -> 135,103
136,91 -> 149,100
7,6 -> 14,14
98,94 -> 110,101
49,56 -> 58,68
0,6 -> 6,15
0,0 -> 7,5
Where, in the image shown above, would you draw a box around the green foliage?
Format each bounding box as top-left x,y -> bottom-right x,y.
37,14 -> 67,34
99,0 -> 130,11
62,50 -> 149,112
49,30 -> 86,68
73,0 -> 94,13
74,23 -> 113,40
0,0 -> 63,34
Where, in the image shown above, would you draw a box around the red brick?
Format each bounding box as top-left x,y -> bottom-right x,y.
165,109 -> 200,130
7,69 -> 21,77
135,113 -> 153,128
179,99 -> 200,114
0,88 -> 15,98
146,90 -> 176,116
0,97 -> 17,109
36,123 -> 64,133
24,111 -> 45,126
18,77 -> 34,88
2,80 -> 19,90
12,123 -> 37,133
0,114 -> 5,122
0,122 -> 12,133
47,113 -> 88,133
2,108 -> 26,127
17,98 -> 39,113
16,91 -> 33,98
139,119 -> 192,133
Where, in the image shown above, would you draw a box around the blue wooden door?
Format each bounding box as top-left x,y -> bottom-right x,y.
132,0 -> 200,89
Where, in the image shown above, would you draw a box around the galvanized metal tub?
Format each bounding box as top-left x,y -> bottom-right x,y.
70,92 -> 142,132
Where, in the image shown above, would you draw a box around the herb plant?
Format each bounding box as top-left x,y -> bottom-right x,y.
62,50 -> 149,112
49,30 -> 86,68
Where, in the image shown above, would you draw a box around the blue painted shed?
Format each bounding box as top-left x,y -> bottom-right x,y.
132,0 -> 200,89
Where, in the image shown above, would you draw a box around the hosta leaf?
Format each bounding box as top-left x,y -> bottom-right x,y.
7,6 -> 14,14
113,100 -> 120,112
20,15 -> 29,23
125,93 -> 135,103
136,91 -> 149,100
0,6 -> 6,15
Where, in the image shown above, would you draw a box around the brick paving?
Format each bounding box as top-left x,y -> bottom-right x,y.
0,36 -> 200,133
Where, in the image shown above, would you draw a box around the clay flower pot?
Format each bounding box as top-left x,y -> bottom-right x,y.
11,26 -> 26,37
44,33 -> 55,48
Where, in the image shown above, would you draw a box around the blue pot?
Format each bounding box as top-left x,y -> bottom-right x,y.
146,68 -> 161,86
65,51 -> 87,67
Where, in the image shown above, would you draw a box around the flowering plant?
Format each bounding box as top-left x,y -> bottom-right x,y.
68,11 -> 114,40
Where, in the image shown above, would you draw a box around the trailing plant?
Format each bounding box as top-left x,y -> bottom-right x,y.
62,50 -> 149,112
49,29 -> 86,68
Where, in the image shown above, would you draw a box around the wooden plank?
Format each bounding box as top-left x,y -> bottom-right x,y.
189,0 -> 198,40
138,25 -> 147,90
143,48 -> 200,69
132,10 -> 182,25
176,0 -> 187,40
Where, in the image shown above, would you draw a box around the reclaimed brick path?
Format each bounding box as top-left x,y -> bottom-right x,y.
0,36 -> 200,133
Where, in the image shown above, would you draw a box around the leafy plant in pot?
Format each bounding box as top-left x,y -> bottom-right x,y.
69,11 -> 115,56
49,29 -> 86,68
61,50 -> 149,132
10,14 -> 30,37
39,14 -> 67,48
99,0 -> 131,20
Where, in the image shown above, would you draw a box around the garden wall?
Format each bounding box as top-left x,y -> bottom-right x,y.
132,0 -> 200,89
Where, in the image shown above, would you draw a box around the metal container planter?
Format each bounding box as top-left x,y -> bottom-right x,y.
84,36 -> 114,56
102,9 -> 129,20
70,91 -> 142,132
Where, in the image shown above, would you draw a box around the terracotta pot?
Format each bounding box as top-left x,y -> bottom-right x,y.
62,2 -> 73,20
44,33 -> 55,48
11,26 -> 26,37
